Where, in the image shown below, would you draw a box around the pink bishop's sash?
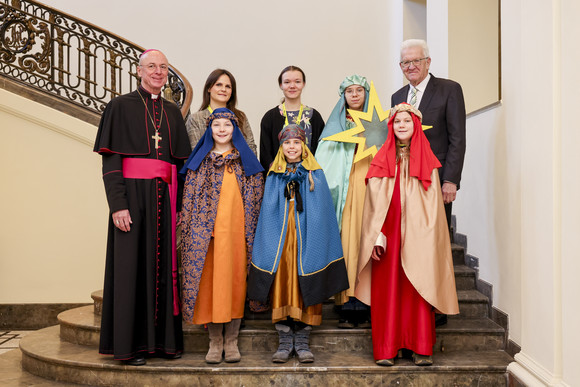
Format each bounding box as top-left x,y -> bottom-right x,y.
122,158 -> 180,316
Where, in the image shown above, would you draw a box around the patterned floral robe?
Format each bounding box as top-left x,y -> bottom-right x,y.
180,150 -> 264,322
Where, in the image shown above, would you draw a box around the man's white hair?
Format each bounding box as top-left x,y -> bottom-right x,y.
400,39 -> 430,60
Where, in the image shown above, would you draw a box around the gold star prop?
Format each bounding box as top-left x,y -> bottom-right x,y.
322,82 -> 388,163
321,81 -> 432,164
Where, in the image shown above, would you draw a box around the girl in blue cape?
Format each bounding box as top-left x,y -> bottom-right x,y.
248,124 -> 349,363
180,108 -> 264,364
315,75 -> 372,328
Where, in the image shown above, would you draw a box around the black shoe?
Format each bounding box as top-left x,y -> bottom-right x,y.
163,352 -> 182,359
337,319 -> 356,328
435,314 -> 448,327
357,311 -> 372,328
338,309 -> 356,328
123,356 -> 146,366
375,358 -> 395,366
413,353 -> 433,366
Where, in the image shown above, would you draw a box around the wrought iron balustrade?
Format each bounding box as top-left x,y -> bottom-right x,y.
0,0 -> 192,118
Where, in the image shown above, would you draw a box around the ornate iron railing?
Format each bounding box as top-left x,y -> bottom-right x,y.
0,0 -> 192,117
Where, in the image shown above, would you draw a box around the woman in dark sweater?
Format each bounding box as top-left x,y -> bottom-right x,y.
259,65 -> 325,171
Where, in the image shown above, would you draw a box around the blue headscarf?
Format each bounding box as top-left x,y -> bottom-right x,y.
315,75 -> 370,229
318,75 -> 370,139
180,108 -> 263,176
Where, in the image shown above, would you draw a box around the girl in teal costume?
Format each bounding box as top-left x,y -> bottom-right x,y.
315,75 -> 372,328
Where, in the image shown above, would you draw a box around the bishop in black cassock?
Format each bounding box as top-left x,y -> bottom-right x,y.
93,49 -> 191,365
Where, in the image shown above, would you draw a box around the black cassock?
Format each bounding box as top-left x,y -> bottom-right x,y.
94,87 -> 191,360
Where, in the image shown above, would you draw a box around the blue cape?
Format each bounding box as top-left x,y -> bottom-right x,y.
315,87 -> 369,229
248,163 -> 348,306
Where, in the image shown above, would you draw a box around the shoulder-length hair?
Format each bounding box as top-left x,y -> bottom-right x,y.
199,68 -> 247,124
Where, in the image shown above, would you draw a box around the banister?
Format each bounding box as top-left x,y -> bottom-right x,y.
0,0 -> 192,119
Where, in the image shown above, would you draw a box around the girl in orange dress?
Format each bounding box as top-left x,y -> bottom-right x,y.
181,108 -> 264,364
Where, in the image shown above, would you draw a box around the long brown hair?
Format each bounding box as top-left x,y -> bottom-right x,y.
199,69 -> 247,123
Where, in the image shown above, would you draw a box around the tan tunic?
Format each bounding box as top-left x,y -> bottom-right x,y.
354,154 -> 459,315
335,156 -> 372,304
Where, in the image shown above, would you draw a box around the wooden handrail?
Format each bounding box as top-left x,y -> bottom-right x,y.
0,0 -> 192,119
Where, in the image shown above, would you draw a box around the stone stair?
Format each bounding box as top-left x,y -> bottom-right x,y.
18,243 -> 513,386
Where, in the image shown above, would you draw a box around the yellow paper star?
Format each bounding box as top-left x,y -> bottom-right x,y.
321,81 -> 433,163
322,82 -> 388,163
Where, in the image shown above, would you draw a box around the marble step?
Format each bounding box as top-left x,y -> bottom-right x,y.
454,265 -> 477,290
59,306 -> 505,353
21,326 -> 512,387
455,289 -> 490,318
452,243 -> 467,265
89,264 -> 479,318
0,350 -> 76,387
92,284 -> 488,321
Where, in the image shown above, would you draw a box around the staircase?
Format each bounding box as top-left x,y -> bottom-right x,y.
0,0 -> 192,123
17,242 -> 513,386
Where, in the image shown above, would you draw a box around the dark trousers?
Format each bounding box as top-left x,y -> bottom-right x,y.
444,202 -> 452,233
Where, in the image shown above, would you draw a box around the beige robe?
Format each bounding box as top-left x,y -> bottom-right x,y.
335,156 -> 372,304
354,155 -> 459,315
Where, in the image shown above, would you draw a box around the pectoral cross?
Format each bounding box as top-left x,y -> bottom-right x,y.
152,132 -> 162,149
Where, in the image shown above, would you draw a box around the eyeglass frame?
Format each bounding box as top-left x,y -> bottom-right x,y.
139,63 -> 169,73
399,57 -> 429,69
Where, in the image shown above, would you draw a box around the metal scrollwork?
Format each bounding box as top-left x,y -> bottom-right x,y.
0,0 -> 190,116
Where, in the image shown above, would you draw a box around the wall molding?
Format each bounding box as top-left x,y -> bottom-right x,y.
0,103 -> 94,147
0,303 -> 90,330
0,91 -> 96,147
508,352 -> 570,387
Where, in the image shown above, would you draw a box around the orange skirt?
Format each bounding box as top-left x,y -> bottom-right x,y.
270,200 -> 322,326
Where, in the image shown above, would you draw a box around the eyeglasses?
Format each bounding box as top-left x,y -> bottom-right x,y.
140,63 -> 169,73
345,87 -> 365,95
399,57 -> 429,69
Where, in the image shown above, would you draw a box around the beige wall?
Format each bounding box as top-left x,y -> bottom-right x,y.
453,0 -> 580,385
403,0 -> 427,41
449,0 -> 500,113
0,89 -> 107,303
43,0 -> 403,131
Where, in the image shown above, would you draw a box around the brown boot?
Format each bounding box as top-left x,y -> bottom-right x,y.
205,323 -> 224,364
224,319 -> 242,363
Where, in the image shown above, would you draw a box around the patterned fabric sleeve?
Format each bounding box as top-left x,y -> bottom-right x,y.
185,111 -> 208,149
240,115 -> 258,156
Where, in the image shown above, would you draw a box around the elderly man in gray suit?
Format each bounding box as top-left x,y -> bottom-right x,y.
391,39 -> 466,326
391,38 -> 466,229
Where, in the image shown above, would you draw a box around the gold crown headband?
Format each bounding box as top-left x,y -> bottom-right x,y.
206,111 -> 239,127
389,103 -> 423,122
